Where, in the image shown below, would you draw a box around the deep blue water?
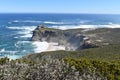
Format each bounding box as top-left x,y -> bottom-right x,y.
0,13 -> 120,59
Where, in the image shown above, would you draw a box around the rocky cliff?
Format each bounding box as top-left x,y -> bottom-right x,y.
31,25 -> 120,50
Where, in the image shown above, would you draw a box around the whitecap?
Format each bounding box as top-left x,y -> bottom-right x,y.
11,20 -> 41,23
51,24 -> 120,30
7,26 -> 36,30
21,20 -> 41,23
14,37 -> 19,38
0,48 -> 5,52
22,50 -> 26,52
15,41 -> 31,48
108,22 -> 113,25
16,41 -> 30,44
7,26 -> 26,30
20,34 -> 32,38
7,26 -> 35,38
17,31 -> 31,34
44,21 -> 64,24
14,43 -> 19,48
12,20 -> 19,23
0,48 -> 17,55
79,20 -> 90,24
103,24 -> 120,28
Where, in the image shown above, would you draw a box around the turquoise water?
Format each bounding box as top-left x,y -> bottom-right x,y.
0,13 -> 120,59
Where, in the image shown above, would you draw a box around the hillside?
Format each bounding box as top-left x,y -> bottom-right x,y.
31,25 -> 120,50
0,44 -> 120,79
0,26 -> 120,80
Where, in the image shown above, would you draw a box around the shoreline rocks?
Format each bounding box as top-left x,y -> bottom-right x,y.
31,25 -> 120,51
31,25 -> 98,51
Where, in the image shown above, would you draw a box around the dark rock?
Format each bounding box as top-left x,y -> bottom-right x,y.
31,25 -> 120,51
31,25 -> 96,50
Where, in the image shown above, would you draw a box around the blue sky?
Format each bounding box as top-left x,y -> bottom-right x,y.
0,0 -> 120,14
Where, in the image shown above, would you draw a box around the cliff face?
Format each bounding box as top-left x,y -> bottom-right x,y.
31,25 -> 98,50
31,25 -> 120,51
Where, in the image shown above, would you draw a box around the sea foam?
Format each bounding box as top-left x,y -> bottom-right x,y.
0,48 -> 5,52
51,24 -> 120,30
7,26 -> 36,30
12,20 -> 41,23
7,26 -> 36,38
0,48 -> 17,55
6,55 -> 23,60
44,21 -> 64,24
32,41 -> 49,53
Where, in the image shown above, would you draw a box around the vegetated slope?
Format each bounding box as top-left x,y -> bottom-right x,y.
0,27 -> 120,79
22,44 -> 120,79
0,45 -> 120,79
25,44 -> 120,62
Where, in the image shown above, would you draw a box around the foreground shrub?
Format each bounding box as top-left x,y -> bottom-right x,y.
0,57 -> 104,80
64,58 -> 120,80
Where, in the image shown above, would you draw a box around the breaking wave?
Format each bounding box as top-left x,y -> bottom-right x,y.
11,20 -> 41,23
51,24 -> 120,30
0,48 -> 17,55
32,41 -> 49,53
43,21 -> 64,24
7,26 -> 36,38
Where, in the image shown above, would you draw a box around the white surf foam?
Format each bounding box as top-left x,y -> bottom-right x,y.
12,20 -> 41,23
20,34 -> 33,38
103,24 -> 120,28
19,31 -> 32,38
32,41 -> 49,53
44,21 -> 64,24
79,20 -> 90,24
12,20 -> 19,23
108,22 -> 113,25
7,26 -> 36,30
16,41 -> 30,44
0,48 -> 5,52
17,31 -> 31,34
32,42 -> 66,53
0,48 -> 17,55
15,41 -> 31,48
46,42 -> 65,51
7,26 -> 36,38
21,20 -> 41,23
14,37 -> 19,38
51,24 -> 120,30
7,27 -> 24,30
6,55 -> 22,60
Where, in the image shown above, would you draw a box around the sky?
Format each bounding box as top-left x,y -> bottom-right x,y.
0,0 -> 120,14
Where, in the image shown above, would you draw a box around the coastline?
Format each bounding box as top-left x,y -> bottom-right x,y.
46,42 -> 65,51
32,41 -> 65,53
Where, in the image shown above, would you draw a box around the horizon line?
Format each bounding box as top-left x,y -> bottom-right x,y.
0,12 -> 120,15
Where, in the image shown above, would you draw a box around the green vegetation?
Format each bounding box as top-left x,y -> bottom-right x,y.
25,44 -> 120,62
0,57 -> 9,65
22,44 -> 120,79
0,41 -> 120,79
64,58 -> 120,80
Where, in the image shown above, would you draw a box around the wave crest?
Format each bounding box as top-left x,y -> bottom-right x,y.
51,24 -> 120,30
43,21 -> 64,24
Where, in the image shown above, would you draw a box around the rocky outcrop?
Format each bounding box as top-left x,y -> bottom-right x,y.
31,25 -> 98,51
31,25 -> 120,51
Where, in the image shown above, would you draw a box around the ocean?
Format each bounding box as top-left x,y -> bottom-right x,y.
0,13 -> 120,59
